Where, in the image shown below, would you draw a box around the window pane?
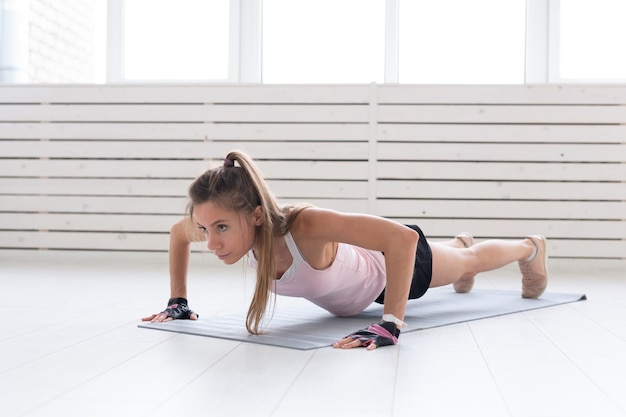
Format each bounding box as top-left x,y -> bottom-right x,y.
399,0 -> 525,84
262,0 -> 385,83
560,0 -> 626,80
124,0 -> 229,80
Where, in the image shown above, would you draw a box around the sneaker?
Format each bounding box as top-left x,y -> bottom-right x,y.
453,233 -> 475,293
519,235 -> 548,299
455,232 -> 474,249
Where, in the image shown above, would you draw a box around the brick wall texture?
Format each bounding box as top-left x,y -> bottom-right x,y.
28,0 -> 95,83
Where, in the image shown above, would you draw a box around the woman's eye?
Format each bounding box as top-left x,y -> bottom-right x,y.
198,225 -> 208,234
217,224 -> 228,232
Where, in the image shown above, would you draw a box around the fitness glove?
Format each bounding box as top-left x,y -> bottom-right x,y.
161,297 -> 198,320
346,321 -> 400,348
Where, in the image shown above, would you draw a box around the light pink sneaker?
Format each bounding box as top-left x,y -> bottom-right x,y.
519,235 -> 548,299
453,233 -> 475,293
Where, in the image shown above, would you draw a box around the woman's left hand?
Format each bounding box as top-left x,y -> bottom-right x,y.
333,335 -> 377,350
332,321 -> 400,350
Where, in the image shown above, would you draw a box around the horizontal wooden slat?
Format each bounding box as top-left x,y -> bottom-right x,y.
20,163 -> 613,189
0,178 -> 368,199
0,196 -> 367,215
544,239 -> 626,259
200,141 -> 369,160
377,161 -> 626,182
0,212 -> 178,233
0,140 -> 369,160
0,84 -> 371,104
377,142 -> 625,162
0,122 -> 369,141
0,178 -> 190,196
3,85 -> 626,107
0,195 -> 189,214
378,104 -> 626,124
378,124 -> 626,143
0,140 -> 212,159
0,230 -> 170,251
2,230 -> 622,258
0,159 -> 369,180
390,218 -> 626,240
188,141 -> 370,162
0,104 -> 369,123
271,181 -> 368,199
4,213 -> 622,240
4,84 -> 626,105
377,84 -> 626,104
376,180 -> 626,201
0,159 -> 206,178
375,200 -> 625,220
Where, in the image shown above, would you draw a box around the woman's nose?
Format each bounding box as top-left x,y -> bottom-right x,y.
206,234 -> 220,251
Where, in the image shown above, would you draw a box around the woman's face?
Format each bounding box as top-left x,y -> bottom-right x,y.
193,201 -> 262,265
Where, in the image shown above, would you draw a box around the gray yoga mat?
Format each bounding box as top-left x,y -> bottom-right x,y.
139,288 -> 586,350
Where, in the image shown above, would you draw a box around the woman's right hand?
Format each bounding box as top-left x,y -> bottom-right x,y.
141,297 -> 199,323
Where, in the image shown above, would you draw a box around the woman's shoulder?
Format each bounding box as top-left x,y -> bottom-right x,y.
289,206 -> 354,241
290,206 -> 333,228
283,203 -> 317,232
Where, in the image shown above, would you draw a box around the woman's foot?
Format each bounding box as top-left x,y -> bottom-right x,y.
519,235 -> 548,298
453,233 -> 475,293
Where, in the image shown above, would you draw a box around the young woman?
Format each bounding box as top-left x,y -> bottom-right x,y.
142,150 -> 548,350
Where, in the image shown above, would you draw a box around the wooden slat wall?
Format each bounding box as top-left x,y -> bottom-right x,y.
0,84 -> 624,260
0,85 -> 371,253
375,85 -> 626,260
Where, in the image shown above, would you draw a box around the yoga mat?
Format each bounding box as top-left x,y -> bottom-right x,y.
139,288 -> 586,350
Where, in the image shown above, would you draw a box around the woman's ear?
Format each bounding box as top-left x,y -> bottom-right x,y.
253,205 -> 263,226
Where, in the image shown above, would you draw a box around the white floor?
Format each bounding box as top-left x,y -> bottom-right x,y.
1,249 -> 625,417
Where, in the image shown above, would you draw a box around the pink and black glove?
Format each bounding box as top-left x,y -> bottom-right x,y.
345,321 -> 400,348
161,297 -> 198,320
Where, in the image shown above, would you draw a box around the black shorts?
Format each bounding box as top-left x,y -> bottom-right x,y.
374,225 -> 433,304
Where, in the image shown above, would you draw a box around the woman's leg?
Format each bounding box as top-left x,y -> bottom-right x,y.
443,233 -> 475,293
429,236 -> 547,298
442,234 -> 470,249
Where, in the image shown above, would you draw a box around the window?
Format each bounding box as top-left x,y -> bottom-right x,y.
558,0 -> 626,81
262,0 -> 385,83
122,0 -> 230,81
398,0 -> 526,84
15,0 -> 626,84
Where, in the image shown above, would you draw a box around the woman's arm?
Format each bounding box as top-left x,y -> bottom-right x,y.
293,208 -> 419,326
168,217 -> 206,298
142,217 -> 206,322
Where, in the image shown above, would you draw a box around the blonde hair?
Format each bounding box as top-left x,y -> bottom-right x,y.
188,150 -> 309,334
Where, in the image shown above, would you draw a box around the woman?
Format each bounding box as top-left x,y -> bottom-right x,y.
142,150 -> 547,350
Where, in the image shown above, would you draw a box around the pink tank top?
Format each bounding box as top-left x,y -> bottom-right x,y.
248,232 -> 387,316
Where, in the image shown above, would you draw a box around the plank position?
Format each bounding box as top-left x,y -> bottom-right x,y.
143,150 -> 548,350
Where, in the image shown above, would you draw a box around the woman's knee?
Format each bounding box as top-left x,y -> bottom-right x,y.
430,244 -> 477,286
